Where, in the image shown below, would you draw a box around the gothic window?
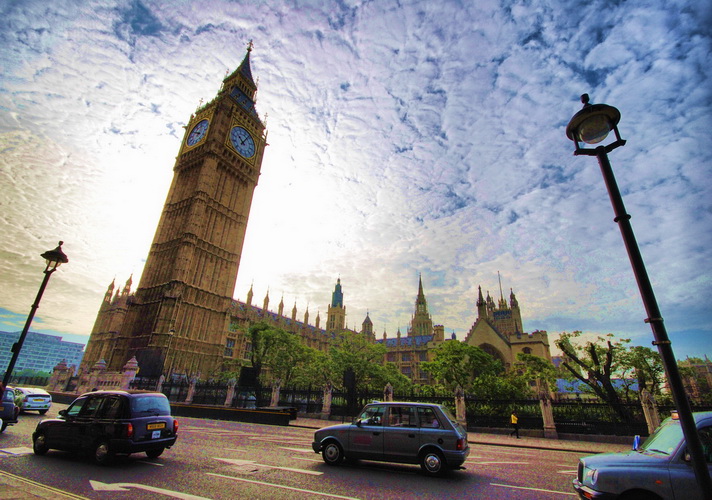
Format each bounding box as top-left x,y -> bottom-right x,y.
523,347 -> 532,354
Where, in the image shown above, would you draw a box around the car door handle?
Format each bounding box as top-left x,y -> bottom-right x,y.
372,432 -> 381,436
408,434 -> 416,438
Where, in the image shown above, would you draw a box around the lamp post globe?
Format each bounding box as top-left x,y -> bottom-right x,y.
565,96 -> 712,495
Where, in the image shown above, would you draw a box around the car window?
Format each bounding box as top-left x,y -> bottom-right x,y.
696,426 -> 712,463
130,395 -> 171,416
2,389 -> 13,402
66,397 -> 89,417
387,406 -> 418,427
418,407 -> 441,428
96,396 -> 124,419
358,405 -> 385,425
78,397 -> 103,418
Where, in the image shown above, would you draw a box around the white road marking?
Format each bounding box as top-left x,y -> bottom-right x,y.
137,460 -> 164,466
0,447 -> 34,455
90,480 -> 211,500
558,470 -> 578,474
491,483 -> 577,496
215,457 -> 323,476
224,447 -> 249,452
207,473 -> 361,500
279,446 -> 314,453
292,456 -> 323,463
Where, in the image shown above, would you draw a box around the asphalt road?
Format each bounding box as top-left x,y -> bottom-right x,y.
0,403 -> 583,499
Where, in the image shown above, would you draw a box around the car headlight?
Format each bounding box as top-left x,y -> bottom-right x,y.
585,468 -> 599,485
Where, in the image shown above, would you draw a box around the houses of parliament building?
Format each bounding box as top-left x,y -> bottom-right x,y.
80,44 -> 552,384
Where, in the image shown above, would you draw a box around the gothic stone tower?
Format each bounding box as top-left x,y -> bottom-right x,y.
409,274 -> 434,337
326,278 -> 346,332
86,44 -> 267,379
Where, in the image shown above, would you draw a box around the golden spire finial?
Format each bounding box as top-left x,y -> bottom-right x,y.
247,39 -> 254,52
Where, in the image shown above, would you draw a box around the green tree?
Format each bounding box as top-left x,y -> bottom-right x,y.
420,341 -> 502,391
371,362 -> 414,393
261,329 -> 312,387
515,352 -> 559,395
329,331 -> 387,391
246,321 -> 288,386
619,345 -> 665,397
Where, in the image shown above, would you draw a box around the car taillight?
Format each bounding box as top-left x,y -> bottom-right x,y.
126,423 -> 134,438
456,438 -> 466,450
173,420 -> 179,434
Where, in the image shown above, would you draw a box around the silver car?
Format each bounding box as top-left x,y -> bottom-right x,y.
14,387 -> 52,415
574,411 -> 712,499
311,402 -> 469,475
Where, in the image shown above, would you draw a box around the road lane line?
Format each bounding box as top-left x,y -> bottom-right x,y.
0,470 -> 89,500
0,447 -> 34,455
279,446 -> 314,453
207,473 -> 360,500
292,457 -> 323,463
558,470 -> 578,474
491,483 -> 577,496
215,457 -> 323,476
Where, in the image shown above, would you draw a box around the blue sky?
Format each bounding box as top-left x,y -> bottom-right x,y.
0,0 -> 710,360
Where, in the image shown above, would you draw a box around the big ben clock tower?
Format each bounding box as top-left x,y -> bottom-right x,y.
86,43 -> 267,379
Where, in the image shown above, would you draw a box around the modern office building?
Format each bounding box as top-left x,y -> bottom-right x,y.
0,330 -> 84,375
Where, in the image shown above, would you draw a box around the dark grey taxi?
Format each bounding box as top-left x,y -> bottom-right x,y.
311,401 -> 469,475
33,390 -> 178,464
574,411 -> 712,499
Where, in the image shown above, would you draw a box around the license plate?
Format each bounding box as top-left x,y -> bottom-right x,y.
147,423 -> 166,430
32,398 -> 45,402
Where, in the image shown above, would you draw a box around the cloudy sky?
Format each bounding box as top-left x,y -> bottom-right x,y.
0,0 -> 710,359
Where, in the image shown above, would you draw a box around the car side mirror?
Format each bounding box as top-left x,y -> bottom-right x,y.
58,409 -> 67,417
683,449 -> 692,462
355,419 -> 362,427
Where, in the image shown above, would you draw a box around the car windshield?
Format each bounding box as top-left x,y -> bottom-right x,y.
641,418 -> 684,455
130,395 -> 171,416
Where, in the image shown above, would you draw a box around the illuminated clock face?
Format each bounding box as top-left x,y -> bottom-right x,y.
230,126 -> 255,158
186,119 -> 209,146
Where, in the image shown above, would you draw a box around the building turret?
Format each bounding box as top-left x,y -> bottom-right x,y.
326,278 -> 346,332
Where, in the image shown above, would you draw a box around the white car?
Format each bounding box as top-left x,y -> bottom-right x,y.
14,387 -> 52,415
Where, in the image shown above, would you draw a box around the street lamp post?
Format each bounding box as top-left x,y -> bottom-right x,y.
2,241 -> 68,388
566,95 -> 712,496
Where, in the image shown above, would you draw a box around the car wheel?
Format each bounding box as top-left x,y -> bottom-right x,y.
33,433 -> 49,455
322,441 -> 344,466
39,410 -> 48,415
94,441 -> 114,465
420,449 -> 446,476
146,447 -> 164,459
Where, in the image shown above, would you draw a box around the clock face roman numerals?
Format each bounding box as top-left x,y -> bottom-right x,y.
186,119 -> 209,146
229,126 -> 256,158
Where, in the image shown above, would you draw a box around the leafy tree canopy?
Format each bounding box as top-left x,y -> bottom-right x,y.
420,341 -> 502,391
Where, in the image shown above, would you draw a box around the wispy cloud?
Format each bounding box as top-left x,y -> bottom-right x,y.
0,0 -> 709,358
